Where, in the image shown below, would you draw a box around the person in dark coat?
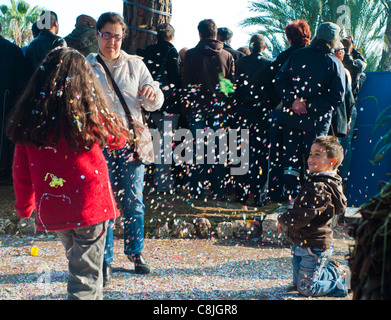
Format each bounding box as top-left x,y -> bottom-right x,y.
64,15 -> 98,57
232,34 -> 278,206
339,37 -> 366,184
217,27 -> 245,61
0,22 -> 28,184
274,22 -> 345,201
137,23 -> 182,192
268,20 -> 312,201
25,11 -> 67,76
331,41 -> 355,138
182,19 -> 235,200
341,37 -> 367,100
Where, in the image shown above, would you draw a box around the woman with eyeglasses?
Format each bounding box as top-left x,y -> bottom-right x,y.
86,12 -> 163,283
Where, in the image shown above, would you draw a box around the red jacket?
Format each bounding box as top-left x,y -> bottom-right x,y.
12,134 -> 126,232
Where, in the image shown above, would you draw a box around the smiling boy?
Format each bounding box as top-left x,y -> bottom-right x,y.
277,135 -> 350,297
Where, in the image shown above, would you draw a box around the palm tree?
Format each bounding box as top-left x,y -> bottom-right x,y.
241,0 -> 385,71
0,0 -> 42,47
379,0 -> 391,71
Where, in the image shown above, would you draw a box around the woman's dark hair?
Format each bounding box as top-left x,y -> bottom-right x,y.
96,12 -> 128,36
285,20 -> 311,46
6,47 -> 130,151
157,23 -> 175,41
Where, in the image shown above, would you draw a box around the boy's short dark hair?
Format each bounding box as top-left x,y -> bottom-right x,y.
157,23 -> 175,41
198,19 -> 217,39
249,34 -> 266,53
313,136 -> 344,169
217,27 -> 233,42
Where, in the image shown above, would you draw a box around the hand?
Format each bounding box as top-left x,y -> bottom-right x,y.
139,85 -> 157,102
277,222 -> 283,234
292,98 -> 307,114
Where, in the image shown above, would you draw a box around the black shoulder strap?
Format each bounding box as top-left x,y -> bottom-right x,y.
96,54 -> 134,127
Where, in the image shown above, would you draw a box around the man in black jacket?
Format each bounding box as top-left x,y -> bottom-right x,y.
232,34 -> 278,206
0,22 -> 28,184
274,22 -> 345,200
25,11 -> 67,76
341,37 -> 367,100
182,19 -> 235,200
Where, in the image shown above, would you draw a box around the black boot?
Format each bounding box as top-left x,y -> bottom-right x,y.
127,253 -> 150,274
103,263 -> 112,287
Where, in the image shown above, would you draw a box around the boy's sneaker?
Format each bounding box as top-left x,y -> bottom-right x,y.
329,260 -> 351,290
127,253 -> 150,275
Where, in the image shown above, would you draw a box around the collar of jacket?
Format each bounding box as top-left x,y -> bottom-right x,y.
37,29 -> 57,39
196,38 -> 223,55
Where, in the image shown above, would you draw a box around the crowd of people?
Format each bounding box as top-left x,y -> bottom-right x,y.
0,10 -> 368,299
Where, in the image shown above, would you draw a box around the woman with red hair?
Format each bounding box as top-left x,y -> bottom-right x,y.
273,20 -> 312,70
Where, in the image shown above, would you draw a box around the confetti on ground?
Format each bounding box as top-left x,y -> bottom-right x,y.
0,235 -> 353,300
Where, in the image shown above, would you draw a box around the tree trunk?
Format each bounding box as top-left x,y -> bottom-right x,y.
122,0 -> 172,53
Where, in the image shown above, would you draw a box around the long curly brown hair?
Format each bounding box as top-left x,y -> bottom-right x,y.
6,47 -> 131,151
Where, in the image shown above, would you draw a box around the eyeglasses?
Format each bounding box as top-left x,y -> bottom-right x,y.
97,31 -> 123,42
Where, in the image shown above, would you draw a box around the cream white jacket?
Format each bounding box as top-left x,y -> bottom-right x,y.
87,50 -> 163,126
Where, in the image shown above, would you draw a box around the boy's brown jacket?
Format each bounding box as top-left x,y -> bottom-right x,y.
278,172 -> 347,250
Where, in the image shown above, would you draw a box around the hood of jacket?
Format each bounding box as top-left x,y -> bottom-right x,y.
64,26 -> 98,53
195,38 -> 224,56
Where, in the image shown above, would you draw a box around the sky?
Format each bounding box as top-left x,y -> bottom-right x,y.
20,0 -> 258,51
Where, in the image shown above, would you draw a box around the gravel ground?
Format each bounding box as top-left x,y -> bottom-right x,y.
0,233 -> 353,301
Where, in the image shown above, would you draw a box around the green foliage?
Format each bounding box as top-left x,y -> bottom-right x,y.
0,0 -> 43,47
372,104 -> 391,163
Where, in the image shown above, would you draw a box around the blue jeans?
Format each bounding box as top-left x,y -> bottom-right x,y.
103,147 -> 145,265
291,245 -> 348,297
